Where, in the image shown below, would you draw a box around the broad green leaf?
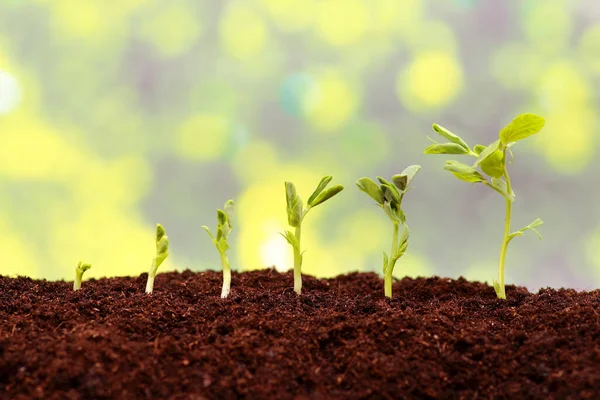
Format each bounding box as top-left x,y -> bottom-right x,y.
392,165 -> 421,191
356,177 -> 384,205
285,182 -> 297,211
287,195 -> 303,227
424,143 -> 471,155
473,144 -> 486,155
444,161 -> 486,183
307,176 -> 333,206
479,149 -> 505,178
474,140 -> 501,168
499,113 -> 545,145
487,178 -> 514,202
508,218 -> 544,241
202,225 -> 215,241
432,123 -> 470,150
310,184 -> 344,207
281,230 -> 299,249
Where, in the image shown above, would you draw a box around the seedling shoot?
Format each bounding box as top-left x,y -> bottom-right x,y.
283,177 -> 344,294
424,113 -> 545,299
73,261 -> 91,291
145,223 -> 170,294
357,165 -> 421,298
203,200 -> 235,298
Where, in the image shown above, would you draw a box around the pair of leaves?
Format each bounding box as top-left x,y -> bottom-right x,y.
285,182 -> 303,227
76,261 -> 91,274
203,200 -> 235,255
424,124 -> 473,156
508,218 -> 544,241
155,223 -> 170,268
285,178 -> 344,227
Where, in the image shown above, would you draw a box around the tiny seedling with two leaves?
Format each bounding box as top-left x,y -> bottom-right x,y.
203,200 -> 235,298
145,223 -> 170,294
424,113 -> 545,299
73,261 -> 91,291
283,177 -> 344,295
357,165 -> 421,298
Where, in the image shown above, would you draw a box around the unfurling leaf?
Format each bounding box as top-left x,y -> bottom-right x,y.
288,195 -> 303,227
76,261 -> 91,274
499,113 -> 545,145
156,223 -> 166,243
281,230 -> 299,249
488,178 -> 515,202
285,182 -> 297,211
432,123 -> 470,151
381,183 -> 401,204
444,161 -> 486,183
310,184 -> 344,207
394,225 -> 410,260
473,144 -> 486,155
224,200 -> 235,225
474,140 -> 501,168
424,143 -> 471,155
217,209 -> 228,228
479,149 -> 505,178
508,218 -> 544,241
307,176 -> 333,206
356,177 -> 384,205
392,165 -> 421,191
202,225 -> 215,241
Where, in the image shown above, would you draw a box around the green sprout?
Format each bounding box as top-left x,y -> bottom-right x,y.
145,223 -> 170,294
73,261 -> 91,291
203,200 -> 235,299
283,177 -> 344,295
424,113 -> 545,299
356,165 -> 421,298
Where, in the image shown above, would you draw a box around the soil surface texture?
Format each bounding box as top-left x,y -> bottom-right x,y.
1,269 -> 599,399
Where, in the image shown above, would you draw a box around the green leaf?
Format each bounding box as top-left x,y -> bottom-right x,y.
508,218 -> 544,241
424,143 -> 471,155
394,225 -> 410,260
307,176 -> 332,206
156,223 -> 166,243
202,225 -> 215,241
499,113 -> 545,145
382,251 -> 389,275
473,144 -> 486,155
356,177 -> 384,205
310,184 -> 344,207
479,149 -> 505,179
444,160 -> 486,183
285,182 -> 297,211
392,165 -> 421,191
217,238 -> 229,253
217,209 -> 228,227
378,177 -> 401,202
224,200 -> 235,226
281,230 -> 299,249
288,195 -> 303,227
488,178 -> 515,202
381,183 -> 400,204
431,123 -> 470,151
383,201 -> 400,222
474,140 -> 501,168
76,261 -> 91,274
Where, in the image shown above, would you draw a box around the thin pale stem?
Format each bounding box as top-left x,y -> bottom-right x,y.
497,149 -> 512,300
73,272 -> 83,291
293,224 -> 302,295
385,222 -> 400,298
220,252 -> 231,298
145,258 -> 157,294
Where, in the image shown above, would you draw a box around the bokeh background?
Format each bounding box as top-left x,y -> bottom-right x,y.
1,0 -> 600,291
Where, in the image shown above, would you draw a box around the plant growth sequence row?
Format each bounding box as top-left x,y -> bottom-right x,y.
71,113 -> 545,300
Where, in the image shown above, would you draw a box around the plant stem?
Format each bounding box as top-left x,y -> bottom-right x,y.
73,273 -> 83,291
385,222 -> 400,298
145,258 -> 157,294
496,151 -> 512,300
293,224 -> 302,295
220,252 -> 231,298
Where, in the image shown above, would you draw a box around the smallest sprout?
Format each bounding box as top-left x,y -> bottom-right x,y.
203,200 -> 235,298
73,261 -> 91,291
145,223 -> 170,294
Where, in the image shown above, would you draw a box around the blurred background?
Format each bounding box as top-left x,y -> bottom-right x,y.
1,0 -> 599,291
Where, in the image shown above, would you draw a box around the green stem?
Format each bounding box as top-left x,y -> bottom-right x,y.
385,222 -> 399,298
73,272 -> 83,291
496,150 -> 512,300
293,224 -> 303,295
145,258 -> 157,294
220,252 -> 231,298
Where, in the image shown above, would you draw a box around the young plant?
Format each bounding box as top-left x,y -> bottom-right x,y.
283,177 -> 344,295
424,113 -> 545,299
202,200 -> 235,298
356,165 -> 421,298
145,223 -> 170,294
73,261 -> 91,291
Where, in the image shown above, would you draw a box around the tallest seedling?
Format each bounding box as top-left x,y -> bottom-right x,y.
283,177 -> 344,294
424,113 -> 545,299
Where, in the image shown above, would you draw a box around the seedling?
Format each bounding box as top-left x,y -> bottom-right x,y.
424,113 -> 545,299
356,166 -> 421,298
145,223 -> 170,294
283,177 -> 344,294
203,200 -> 235,298
73,261 -> 91,291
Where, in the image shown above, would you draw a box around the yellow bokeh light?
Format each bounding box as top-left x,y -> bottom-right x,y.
304,70 -> 359,133
404,20 -> 458,55
522,0 -> 572,55
138,3 -> 203,57
220,3 -> 268,60
0,217 -> 40,277
315,0 -> 368,47
260,0 -> 316,32
176,114 -> 231,161
398,51 -> 463,112
232,140 -> 279,182
491,42 -> 544,90
578,24 -> 600,75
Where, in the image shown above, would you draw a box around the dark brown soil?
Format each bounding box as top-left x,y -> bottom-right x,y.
1,269 -> 599,399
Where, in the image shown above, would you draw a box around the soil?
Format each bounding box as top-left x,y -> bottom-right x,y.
0,269 -> 599,400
